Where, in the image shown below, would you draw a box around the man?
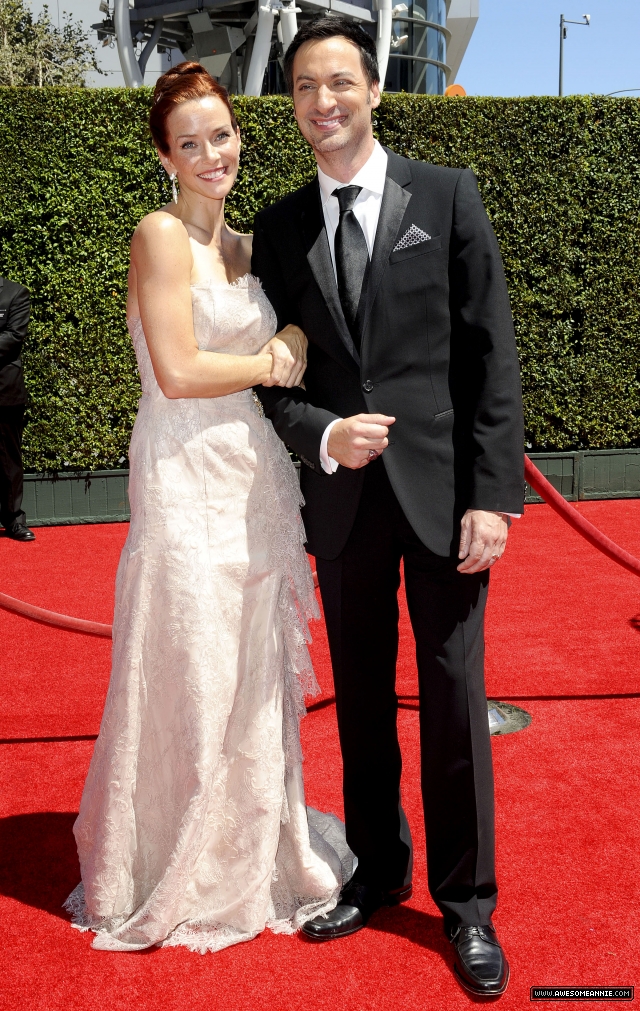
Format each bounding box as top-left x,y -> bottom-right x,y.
0,275 -> 34,541
252,17 -> 523,997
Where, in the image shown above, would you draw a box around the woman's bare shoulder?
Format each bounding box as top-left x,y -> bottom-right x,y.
131,210 -> 192,277
133,208 -> 188,245
233,231 -> 253,274
227,227 -> 253,255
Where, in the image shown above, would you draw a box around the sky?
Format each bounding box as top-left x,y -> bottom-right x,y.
31,0 -> 170,86
458,0 -> 640,97
30,0 -> 640,96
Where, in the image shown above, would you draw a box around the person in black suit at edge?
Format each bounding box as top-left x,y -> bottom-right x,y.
252,17 -> 524,997
0,275 -> 35,541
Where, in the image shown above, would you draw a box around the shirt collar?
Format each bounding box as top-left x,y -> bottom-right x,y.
317,140 -> 388,206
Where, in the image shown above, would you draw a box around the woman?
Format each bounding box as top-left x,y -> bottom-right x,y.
65,63 -> 352,953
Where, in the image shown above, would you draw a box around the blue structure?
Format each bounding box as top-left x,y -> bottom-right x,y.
385,0 -> 448,96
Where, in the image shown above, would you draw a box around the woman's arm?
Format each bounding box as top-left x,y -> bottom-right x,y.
130,213 -> 303,399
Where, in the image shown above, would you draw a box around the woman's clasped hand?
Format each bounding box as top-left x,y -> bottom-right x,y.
260,323 -> 308,388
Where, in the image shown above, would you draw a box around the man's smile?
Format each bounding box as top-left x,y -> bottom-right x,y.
310,114 -> 347,131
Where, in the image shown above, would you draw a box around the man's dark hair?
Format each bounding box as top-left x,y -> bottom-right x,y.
283,16 -> 380,94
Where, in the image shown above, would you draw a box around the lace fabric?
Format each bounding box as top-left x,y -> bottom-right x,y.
65,274 -> 353,953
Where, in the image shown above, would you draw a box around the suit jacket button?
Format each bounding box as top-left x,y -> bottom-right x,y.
362,380 -> 374,393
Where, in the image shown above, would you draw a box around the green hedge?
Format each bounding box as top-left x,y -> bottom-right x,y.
0,89 -> 638,471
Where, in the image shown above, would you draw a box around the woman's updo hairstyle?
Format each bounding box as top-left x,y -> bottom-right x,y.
150,61 -> 238,155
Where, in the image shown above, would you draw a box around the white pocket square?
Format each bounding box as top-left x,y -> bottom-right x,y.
393,224 -> 432,252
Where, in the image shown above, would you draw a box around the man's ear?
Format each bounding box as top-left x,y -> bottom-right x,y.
370,80 -> 381,110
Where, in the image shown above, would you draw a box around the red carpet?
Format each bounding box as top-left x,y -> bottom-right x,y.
1,503 -> 639,1009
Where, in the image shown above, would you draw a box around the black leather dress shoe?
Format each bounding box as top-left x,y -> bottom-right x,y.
448,923 -> 509,996
301,880 -> 412,941
6,523 -> 35,542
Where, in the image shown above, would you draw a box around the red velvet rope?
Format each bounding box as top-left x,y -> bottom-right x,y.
0,573 -> 320,639
524,456 -> 640,578
1,457 -> 638,638
0,590 -> 112,638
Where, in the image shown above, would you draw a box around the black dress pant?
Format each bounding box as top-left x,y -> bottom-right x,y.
0,404 -> 26,530
315,457 -> 497,927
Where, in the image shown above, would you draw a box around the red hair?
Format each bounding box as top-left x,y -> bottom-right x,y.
150,61 -> 238,155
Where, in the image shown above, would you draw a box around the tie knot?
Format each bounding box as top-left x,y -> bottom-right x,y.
333,185 -> 362,214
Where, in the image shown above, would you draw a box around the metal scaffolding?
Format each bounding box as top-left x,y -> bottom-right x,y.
94,0 -> 477,95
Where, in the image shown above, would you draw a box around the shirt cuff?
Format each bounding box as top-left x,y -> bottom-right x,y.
319,418 -> 342,474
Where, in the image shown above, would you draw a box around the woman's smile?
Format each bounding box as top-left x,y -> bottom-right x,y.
197,166 -> 227,181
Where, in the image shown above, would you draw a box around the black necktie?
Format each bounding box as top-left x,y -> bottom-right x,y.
333,185 -> 370,350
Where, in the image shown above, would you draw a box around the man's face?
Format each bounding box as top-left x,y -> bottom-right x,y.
291,37 -> 380,160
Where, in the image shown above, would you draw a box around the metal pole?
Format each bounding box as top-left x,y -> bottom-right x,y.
558,14 -> 589,97
559,14 -> 564,97
138,19 -> 164,79
376,0 -> 393,92
241,34 -> 255,92
244,3 -> 275,97
279,2 -> 298,53
114,0 -> 143,88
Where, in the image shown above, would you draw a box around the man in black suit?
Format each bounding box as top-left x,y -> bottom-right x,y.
252,18 -> 523,996
0,275 -> 35,541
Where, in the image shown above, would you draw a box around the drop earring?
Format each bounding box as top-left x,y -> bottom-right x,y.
170,172 -> 178,204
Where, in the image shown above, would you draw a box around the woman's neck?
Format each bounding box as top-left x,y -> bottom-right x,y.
173,186 -> 249,284
175,188 -> 227,247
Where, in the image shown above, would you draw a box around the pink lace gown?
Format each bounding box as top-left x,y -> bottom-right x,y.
65,275 -> 353,953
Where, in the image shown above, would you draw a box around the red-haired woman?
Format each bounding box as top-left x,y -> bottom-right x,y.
65,63 -> 352,954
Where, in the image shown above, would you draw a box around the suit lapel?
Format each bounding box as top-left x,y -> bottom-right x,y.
361,150 -> 412,346
301,180 -> 361,369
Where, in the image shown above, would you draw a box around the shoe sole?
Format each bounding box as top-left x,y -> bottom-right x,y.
386,884 -> 413,906
301,922 -> 365,942
454,963 -> 510,997
301,885 -> 413,942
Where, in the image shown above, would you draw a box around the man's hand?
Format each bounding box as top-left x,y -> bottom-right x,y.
457,509 -> 509,574
327,414 -> 395,469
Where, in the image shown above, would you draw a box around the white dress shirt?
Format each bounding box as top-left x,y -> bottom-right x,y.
317,142 -> 387,474
317,140 -> 388,278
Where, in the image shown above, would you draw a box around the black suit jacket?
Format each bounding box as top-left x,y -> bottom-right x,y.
0,276 -> 30,406
252,148 -> 524,560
